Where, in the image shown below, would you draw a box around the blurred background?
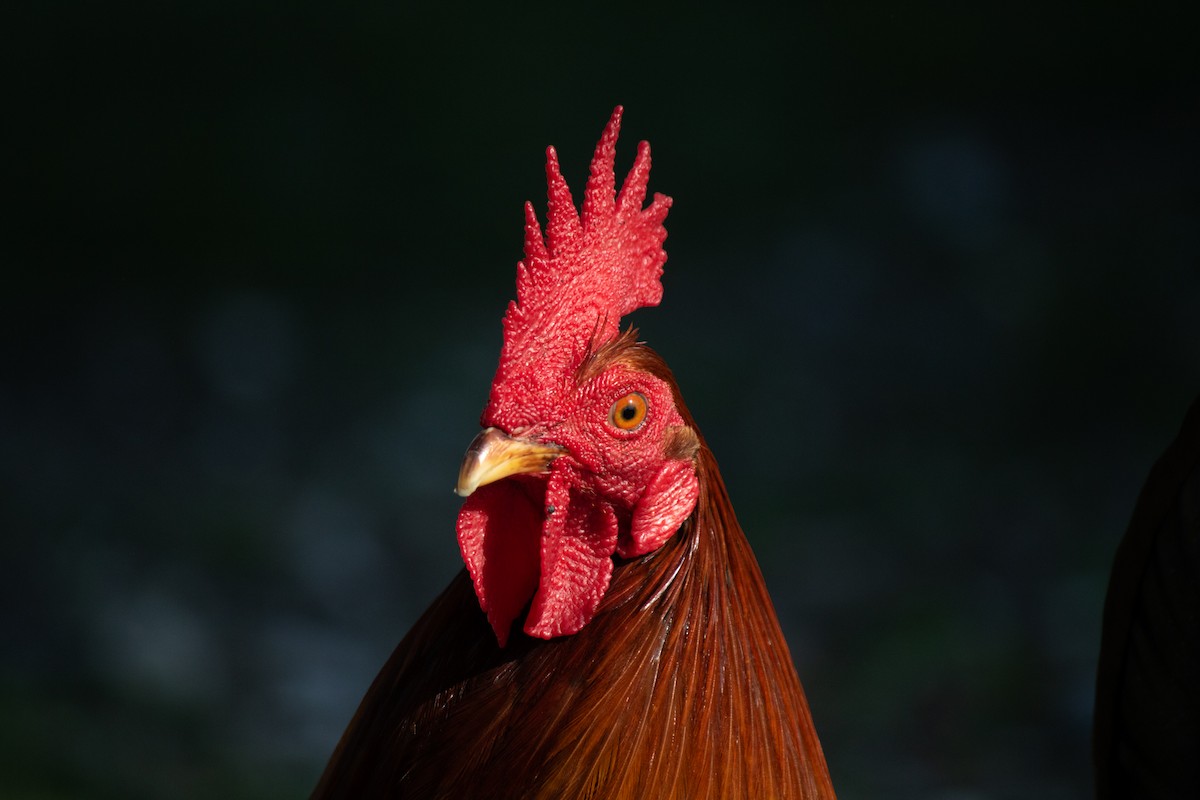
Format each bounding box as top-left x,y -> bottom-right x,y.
4,3 -> 1198,798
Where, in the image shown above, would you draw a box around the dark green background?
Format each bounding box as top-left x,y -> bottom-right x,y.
5,4 -> 1198,798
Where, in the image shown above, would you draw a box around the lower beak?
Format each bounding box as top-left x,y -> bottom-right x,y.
454,427 -> 564,498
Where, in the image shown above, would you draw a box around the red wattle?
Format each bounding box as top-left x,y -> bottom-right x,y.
456,480 -> 542,647
524,472 -> 619,640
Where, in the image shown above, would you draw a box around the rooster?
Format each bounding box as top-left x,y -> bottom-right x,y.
311,107 -> 836,799
1093,394 -> 1200,799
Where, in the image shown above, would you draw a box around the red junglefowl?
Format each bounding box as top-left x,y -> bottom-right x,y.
1093,394 -> 1200,799
311,107 -> 837,799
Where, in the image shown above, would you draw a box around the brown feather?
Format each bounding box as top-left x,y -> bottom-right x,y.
312,341 -> 836,799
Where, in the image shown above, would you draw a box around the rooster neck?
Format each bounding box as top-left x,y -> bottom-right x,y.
312,446 -> 835,799
516,445 -> 836,798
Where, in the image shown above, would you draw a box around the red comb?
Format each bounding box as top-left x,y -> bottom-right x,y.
484,107 -> 672,428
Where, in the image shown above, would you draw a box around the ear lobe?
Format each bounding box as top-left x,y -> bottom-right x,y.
618,459 -> 700,558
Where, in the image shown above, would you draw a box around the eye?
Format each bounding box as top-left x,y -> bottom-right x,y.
610,392 -> 648,431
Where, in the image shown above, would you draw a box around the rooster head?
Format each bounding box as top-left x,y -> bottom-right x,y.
454,107 -> 701,647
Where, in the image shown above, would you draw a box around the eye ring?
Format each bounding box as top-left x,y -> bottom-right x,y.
610,392 -> 648,431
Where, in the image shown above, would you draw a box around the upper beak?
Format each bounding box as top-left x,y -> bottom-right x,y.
454,427 -> 564,497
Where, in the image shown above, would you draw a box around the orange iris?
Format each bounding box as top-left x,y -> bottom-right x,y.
610,392 -> 648,431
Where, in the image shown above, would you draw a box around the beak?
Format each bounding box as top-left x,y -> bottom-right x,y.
454,427 -> 564,497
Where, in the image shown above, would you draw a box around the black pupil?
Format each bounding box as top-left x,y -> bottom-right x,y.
621,402 -> 638,421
